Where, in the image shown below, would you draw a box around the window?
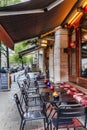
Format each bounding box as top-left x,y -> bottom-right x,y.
80,14 -> 87,77
70,29 -> 76,76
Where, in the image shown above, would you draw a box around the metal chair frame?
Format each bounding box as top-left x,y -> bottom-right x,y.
14,93 -> 46,130
46,103 -> 87,130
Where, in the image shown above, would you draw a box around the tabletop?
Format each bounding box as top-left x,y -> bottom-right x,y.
40,91 -> 77,105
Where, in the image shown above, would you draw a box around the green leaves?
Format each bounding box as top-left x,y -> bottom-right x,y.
9,41 -> 33,65
0,0 -> 21,7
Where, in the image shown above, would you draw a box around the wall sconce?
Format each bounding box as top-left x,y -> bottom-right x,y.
41,43 -> 47,47
42,39 -> 47,44
40,39 -> 47,48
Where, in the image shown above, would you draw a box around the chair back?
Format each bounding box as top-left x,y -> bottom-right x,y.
21,87 -> 29,106
14,94 -> 24,119
26,74 -> 31,85
23,76 -> 31,89
55,103 -> 87,128
58,104 -> 86,118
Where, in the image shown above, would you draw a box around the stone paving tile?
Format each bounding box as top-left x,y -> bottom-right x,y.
0,78 -> 46,130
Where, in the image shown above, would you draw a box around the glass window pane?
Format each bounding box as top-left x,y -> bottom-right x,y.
81,29 -> 87,77
70,29 -> 76,75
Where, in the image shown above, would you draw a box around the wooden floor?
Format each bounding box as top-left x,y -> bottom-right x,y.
0,73 -> 86,130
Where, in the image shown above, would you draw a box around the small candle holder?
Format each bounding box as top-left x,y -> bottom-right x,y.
50,85 -> 54,91
53,96 -> 59,101
47,82 -> 51,87
53,91 -> 59,101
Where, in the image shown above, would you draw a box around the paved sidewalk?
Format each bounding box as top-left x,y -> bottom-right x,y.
0,82 -> 20,130
0,79 -> 44,130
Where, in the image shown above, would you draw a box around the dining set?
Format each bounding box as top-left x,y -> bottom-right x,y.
14,72 -> 87,130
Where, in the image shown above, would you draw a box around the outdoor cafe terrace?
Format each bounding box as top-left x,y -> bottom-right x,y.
0,71 -> 87,130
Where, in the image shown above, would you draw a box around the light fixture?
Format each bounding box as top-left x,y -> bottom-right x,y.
42,39 -> 47,44
68,10 -> 83,25
68,2 -> 87,26
40,39 -> 47,47
83,1 -> 87,8
45,0 -> 64,11
41,43 -> 47,47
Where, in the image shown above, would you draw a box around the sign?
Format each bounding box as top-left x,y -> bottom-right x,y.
0,73 -> 8,89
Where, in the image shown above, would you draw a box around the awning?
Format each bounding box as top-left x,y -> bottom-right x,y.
0,0 -> 80,49
19,45 -> 41,57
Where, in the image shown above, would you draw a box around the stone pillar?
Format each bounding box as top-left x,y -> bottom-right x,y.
54,28 -> 68,83
38,49 -> 44,73
54,29 -> 61,83
49,47 -> 54,82
60,29 -> 68,82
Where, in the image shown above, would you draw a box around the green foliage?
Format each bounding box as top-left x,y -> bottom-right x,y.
9,41 -> 33,66
0,0 -> 21,6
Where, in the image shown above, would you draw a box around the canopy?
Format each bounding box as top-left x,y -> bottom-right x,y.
19,45 -> 41,57
0,0 -> 79,49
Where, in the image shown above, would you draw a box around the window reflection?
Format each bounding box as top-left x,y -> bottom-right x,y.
81,29 -> 87,77
70,29 -> 76,76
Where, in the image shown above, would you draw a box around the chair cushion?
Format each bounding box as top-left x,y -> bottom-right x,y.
80,95 -> 87,104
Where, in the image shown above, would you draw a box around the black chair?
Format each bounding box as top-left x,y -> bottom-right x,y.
17,80 -> 40,105
23,79 -> 39,93
46,103 -> 87,130
20,86 -> 42,109
14,93 -> 46,130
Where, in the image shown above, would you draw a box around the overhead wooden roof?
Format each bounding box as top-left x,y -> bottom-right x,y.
0,0 -> 80,50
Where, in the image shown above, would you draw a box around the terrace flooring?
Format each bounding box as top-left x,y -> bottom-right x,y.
0,72 -> 86,130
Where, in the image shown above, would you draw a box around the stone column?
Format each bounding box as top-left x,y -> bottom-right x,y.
38,49 -> 44,73
54,28 -> 68,83
49,46 -> 54,82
